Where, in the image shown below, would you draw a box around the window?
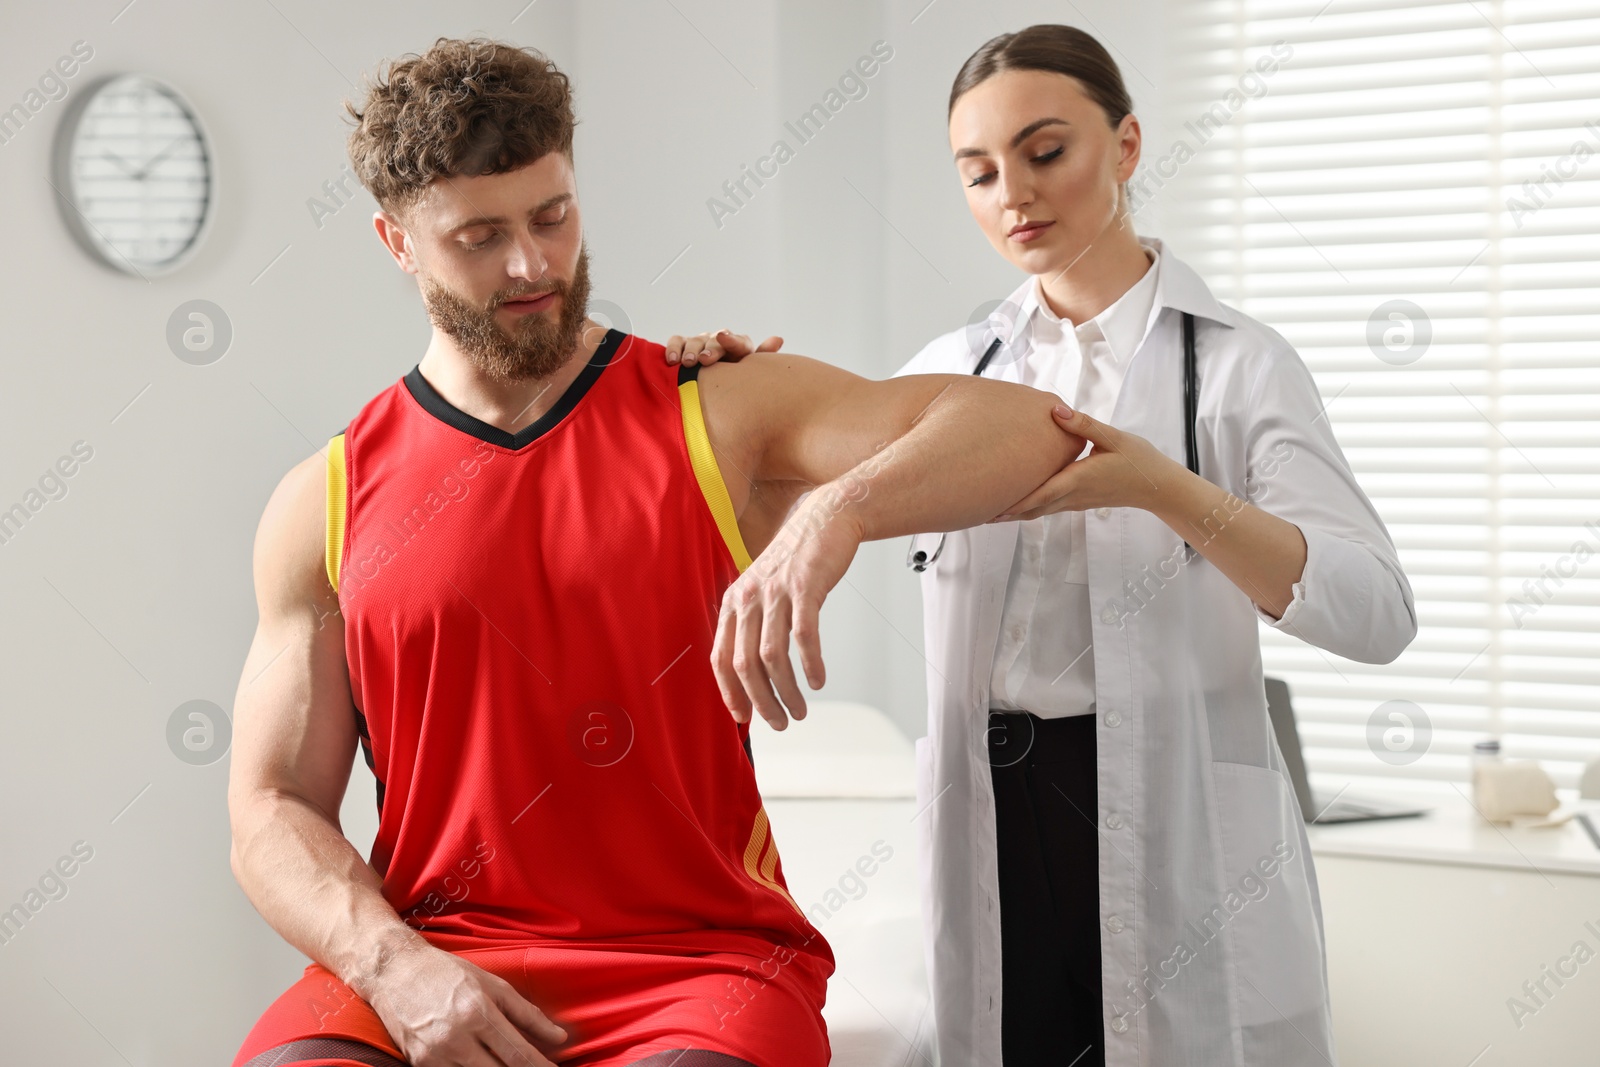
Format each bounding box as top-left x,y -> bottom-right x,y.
1157,0 -> 1600,788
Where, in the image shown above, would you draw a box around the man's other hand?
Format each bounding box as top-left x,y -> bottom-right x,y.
364,936 -> 568,1067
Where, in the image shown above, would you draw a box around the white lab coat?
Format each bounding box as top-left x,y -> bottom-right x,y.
891,240 -> 1416,1067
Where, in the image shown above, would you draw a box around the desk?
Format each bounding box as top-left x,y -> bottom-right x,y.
1306,779 -> 1600,1067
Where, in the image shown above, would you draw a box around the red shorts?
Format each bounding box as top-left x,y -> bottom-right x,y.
232,932 -> 832,1067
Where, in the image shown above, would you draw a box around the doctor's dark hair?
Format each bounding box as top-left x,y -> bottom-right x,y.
948,24 -> 1132,128
343,36 -> 577,224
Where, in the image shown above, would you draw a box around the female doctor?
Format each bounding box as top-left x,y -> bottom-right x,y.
667,24 -> 1416,1067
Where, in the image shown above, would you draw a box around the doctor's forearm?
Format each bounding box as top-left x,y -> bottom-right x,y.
826,380 -> 1079,544
1147,463 -> 1308,620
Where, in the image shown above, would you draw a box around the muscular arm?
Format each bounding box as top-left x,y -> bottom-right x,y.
227,452 -> 564,1066
227,450 -> 408,993
697,352 -> 1085,553
695,352 -> 1086,727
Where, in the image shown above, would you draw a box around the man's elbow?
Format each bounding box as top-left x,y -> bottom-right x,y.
226,784 -> 284,887
227,787 -> 260,887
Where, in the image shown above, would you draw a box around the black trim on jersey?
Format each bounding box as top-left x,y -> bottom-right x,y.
742,730 -> 754,768
402,328 -> 626,450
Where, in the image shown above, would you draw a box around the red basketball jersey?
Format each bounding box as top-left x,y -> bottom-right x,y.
324,329 -> 832,976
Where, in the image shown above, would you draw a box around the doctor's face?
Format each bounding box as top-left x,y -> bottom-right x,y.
949,69 -> 1140,280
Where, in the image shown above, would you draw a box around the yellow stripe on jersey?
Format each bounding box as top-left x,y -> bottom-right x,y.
742,805 -> 804,916
325,433 -> 347,594
742,805 -> 769,877
678,378 -> 753,573
759,834 -> 781,884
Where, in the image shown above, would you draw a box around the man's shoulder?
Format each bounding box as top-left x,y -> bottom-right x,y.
689,351 -> 866,493
254,445 -> 338,609
693,350 -> 862,410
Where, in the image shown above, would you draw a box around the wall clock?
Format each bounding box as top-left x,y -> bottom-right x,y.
52,74 -> 214,276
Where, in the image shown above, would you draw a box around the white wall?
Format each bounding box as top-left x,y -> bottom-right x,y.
0,0 -> 1167,1060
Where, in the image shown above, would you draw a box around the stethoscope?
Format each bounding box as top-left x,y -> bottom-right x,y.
906,310 -> 1200,572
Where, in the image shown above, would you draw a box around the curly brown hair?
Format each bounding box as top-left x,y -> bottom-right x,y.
343,36 -> 577,224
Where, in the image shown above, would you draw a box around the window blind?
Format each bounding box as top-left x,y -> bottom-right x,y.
1156,0 -> 1600,788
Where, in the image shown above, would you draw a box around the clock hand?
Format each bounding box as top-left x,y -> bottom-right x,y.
130,137 -> 185,181
100,151 -> 138,176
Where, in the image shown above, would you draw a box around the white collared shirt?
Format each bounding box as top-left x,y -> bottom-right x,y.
988,241 -> 1162,718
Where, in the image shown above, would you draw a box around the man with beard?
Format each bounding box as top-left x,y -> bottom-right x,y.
226,36 -> 1083,1067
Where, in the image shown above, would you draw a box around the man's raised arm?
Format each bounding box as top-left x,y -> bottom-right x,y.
694,353 -> 1086,730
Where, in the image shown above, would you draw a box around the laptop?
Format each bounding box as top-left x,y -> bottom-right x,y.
1265,676 -> 1431,824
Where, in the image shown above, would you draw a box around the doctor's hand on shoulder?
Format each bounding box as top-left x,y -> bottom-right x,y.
990,402 -> 1178,521
663,329 -> 783,366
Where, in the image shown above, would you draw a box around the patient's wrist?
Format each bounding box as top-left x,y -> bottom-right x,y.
342,921 -> 431,1002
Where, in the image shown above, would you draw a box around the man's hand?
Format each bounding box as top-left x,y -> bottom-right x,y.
663,329 -> 783,366
711,483 -> 865,730
363,935 -> 567,1067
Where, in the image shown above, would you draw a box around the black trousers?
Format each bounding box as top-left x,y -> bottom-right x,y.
988,709 -> 1106,1067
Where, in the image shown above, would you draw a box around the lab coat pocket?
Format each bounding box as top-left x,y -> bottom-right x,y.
1210,760 -> 1327,1027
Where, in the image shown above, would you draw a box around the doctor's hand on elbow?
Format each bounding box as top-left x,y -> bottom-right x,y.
711,485 -> 863,732
663,329 -> 784,366
988,403 -> 1183,522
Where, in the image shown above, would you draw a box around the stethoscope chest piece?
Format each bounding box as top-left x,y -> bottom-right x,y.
907,534 -> 943,572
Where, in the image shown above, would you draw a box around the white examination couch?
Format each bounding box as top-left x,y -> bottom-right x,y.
749,701 -> 938,1067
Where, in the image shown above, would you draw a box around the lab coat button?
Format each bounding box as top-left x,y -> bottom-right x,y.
1105,813 -> 1124,830
1095,507 -> 1111,518
1106,914 -> 1125,933
1100,605 -> 1118,625
1103,710 -> 1122,728
1111,1014 -> 1129,1034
